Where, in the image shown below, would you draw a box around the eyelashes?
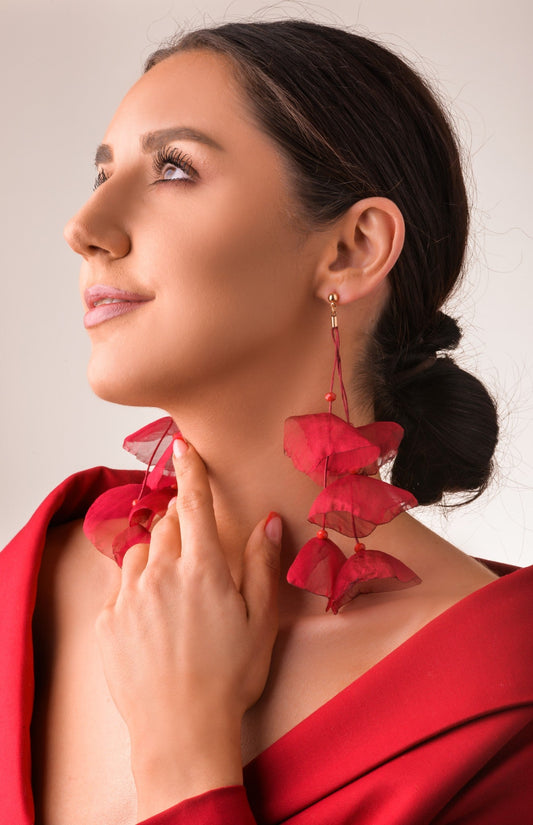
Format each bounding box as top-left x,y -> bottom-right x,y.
93,167 -> 109,190
152,146 -> 196,183
93,145 -> 197,191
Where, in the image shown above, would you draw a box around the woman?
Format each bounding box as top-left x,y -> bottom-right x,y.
1,19 -> 531,825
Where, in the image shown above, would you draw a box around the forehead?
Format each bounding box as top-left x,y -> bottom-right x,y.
103,49 -> 258,149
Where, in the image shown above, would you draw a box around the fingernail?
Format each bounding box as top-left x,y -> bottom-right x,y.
265,512 -> 282,545
167,496 -> 177,510
172,434 -> 188,458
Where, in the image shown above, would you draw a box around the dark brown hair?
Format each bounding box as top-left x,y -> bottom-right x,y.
145,20 -> 498,505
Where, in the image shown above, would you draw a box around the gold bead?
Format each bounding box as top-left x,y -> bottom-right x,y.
328,292 -> 339,303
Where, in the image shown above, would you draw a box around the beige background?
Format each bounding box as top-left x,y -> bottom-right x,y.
1,0 -> 531,565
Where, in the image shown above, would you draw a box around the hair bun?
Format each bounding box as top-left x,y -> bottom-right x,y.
421,312 -> 463,355
375,356 -> 498,505
424,311 -> 462,354
376,312 -> 462,378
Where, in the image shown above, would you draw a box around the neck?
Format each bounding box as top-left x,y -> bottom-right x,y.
161,330 -> 379,620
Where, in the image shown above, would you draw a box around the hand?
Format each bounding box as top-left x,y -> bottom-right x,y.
95,435 -> 282,818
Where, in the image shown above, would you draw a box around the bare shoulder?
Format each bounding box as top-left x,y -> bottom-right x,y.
35,519 -> 120,627
404,514 -> 500,605
42,517 -> 102,562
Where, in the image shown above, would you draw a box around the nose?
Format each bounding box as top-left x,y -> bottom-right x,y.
64,189 -> 131,261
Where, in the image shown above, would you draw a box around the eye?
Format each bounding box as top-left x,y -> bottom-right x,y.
152,146 -> 196,183
93,168 -> 108,191
92,146 -> 197,192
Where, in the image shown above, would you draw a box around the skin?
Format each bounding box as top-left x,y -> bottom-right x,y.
33,48 -> 499,823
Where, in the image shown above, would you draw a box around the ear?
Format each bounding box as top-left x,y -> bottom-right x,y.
314,197 -> 405,304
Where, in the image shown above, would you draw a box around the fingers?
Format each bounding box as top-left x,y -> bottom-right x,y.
120,435 -> 282,644
123,433 -> 222,574
171,435 -> 222,564
121,541 -> 150,585
241,512 -> 282,634
146,497 -> 181,567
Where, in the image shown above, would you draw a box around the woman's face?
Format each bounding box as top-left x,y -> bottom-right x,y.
64,49 -> 322,410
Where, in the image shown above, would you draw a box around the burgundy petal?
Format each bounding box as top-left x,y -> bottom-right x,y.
330,548 -> 421,613
355,421 -> 404,474
287,536 -> 346,597
284,413 -> 380,484
309,475 -> 418,538
146,443 -> 177,490
123,416 -> 179,467
129,487 -> 176,528
83,483 -> 142,558
112,524 -> 152,567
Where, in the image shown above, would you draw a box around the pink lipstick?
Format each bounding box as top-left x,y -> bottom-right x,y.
84,285 -> 153,329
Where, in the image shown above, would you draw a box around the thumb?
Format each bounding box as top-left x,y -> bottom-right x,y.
241,512 -> 282,633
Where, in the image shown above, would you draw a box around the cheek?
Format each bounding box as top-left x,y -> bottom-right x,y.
87,182 -> 311,405
149,184 -> 305,341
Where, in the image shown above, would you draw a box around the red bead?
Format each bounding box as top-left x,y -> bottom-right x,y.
316,528 -> 328,539
354,541 -> 366,553
325,391 -> 336,402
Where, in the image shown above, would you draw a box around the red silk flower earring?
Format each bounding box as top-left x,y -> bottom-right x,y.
284,293 -> 421,613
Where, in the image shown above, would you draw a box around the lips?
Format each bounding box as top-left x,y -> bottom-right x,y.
84,285 -> 154,329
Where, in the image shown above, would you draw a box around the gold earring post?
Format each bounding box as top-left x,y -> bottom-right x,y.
328,292 -> 339,328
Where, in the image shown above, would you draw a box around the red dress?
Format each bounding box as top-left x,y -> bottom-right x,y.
1,467 -> 532,824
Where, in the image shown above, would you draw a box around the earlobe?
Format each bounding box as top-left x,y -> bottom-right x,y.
315,197 -> 405,304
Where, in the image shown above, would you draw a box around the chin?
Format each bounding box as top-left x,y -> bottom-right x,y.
87,354 -> 156,408
88,374 -> 141,407
86,343 -> 189,410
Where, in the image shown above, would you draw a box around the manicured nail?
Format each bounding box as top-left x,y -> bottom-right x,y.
172,434 -> 188,458
167,496 -> 177,510
265,511 -> 282,545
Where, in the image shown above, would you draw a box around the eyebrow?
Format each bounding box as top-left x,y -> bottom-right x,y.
94,126 -> 224,165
